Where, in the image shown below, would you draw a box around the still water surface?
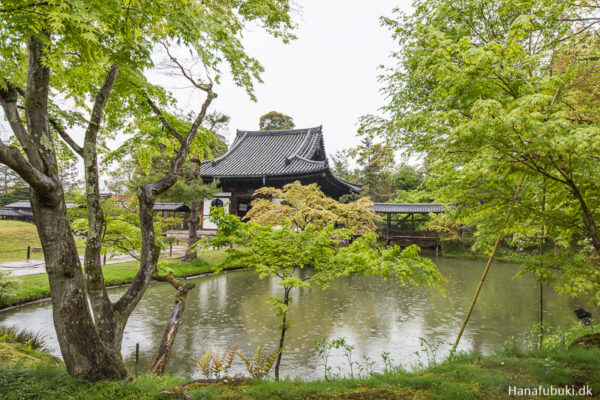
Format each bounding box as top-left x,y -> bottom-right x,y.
1,257 -> 597,379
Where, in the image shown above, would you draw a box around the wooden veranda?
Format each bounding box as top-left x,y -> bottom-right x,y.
368,203 -> 446,254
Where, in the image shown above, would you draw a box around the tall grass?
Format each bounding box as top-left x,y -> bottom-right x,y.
0,326 -> 48,352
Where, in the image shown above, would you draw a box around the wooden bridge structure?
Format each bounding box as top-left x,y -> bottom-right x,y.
368,203 -> 447,254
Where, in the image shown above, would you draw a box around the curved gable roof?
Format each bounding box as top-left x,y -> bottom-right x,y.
200,127 -> 328,177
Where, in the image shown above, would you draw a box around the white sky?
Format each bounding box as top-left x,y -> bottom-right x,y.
157,0 -> 412,154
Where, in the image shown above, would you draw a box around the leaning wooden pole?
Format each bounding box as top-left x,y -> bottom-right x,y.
538,180 -> 546,349
150,272 -> 195,375
453,173 -> 526,351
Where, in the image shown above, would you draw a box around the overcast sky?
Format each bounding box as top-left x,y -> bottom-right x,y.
0,1 -> 415,184
156,0 -> 412,155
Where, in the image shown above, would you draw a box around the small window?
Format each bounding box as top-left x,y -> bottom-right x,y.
211,198 -> 224,208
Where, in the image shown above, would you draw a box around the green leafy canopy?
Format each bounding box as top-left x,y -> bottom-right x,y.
0,0 -> 297,156
366,0 -> 600,303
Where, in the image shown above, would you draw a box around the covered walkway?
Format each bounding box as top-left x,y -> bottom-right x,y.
368,203 -> 447,253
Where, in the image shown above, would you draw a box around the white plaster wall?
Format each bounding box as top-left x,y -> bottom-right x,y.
201,193 -> 231,230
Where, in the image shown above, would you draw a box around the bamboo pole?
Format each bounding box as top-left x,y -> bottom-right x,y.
453,173 -> 526,351
538,179 -> 546,349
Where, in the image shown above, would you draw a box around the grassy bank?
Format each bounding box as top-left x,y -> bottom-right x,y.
440,247 -> 527,264
0,250 -> 228,309
439,237 -> 545,264
1,331 -> 599,399
0,220 -> 86,263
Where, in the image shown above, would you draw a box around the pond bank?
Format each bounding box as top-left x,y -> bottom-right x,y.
1,333 -> 599,399
0,250 -> 230,310
3,257 -> 598,380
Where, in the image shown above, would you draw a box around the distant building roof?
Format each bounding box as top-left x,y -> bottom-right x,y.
4,200 -> 32,209
153,202 -> 190,212
4,200 -> 190,213
4,200 -> 79,209
0,207 -> 22,217
369,203 -> 447,214
200,126 -> 361,194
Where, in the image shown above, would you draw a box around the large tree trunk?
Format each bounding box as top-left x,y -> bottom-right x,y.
0,29 -> 217,381
181,201 -> 199,262
30,188 -> 127,381
21,34 -> 127,381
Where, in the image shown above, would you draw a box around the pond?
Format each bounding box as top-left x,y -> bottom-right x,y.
1,256 -> 598,379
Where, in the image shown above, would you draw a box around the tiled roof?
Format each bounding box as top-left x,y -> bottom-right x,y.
200,127 -> 328,177
153,202 -> 190,212
0,207 -> 22,217
4,200 -> 31,208
4,200 -> 189,213
369,203 -> 447,214
4,200 -> 79,209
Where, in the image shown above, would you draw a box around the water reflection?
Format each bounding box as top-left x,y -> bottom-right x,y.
1,257 -> 598,379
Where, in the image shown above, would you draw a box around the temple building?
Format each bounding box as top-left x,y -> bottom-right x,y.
198,126 -> 361,230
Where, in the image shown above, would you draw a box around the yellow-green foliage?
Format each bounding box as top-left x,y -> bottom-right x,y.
195,344 -> 238,379
244,181 -> 380,235
196,348 -> 213,378
236,346 -> 281,380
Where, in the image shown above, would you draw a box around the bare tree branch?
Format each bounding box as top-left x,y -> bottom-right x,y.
85,63 -> 119,144
0,140 -> 53,192
0,80 -> 44,168
148,89 -> 217,197
146,96 -> 186,144
49,117 -> 83,155
114,87 -> 216,317
80,62 -> 123,351
162,43 -> 212,91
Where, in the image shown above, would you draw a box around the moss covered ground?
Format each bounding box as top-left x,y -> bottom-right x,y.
1,335 -> 598,400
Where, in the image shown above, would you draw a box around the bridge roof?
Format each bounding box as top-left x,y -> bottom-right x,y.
369,203 -> 447,214
153,202 -> 190,212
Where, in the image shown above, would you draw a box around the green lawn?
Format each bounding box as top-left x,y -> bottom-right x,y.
1,333 -> 599,400
0,250 -> 229,308
0,220 -> 86,263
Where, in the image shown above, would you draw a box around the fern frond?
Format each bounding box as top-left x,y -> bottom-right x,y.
194,348 -> 213,378
236,349 -> 255,377
211,351 -> 224,376
223,343 -> 238,370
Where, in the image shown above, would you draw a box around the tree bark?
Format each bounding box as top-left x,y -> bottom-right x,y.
274,286 -> 291,381
0,31 -> 216,381
18,34 -> 127,381
82,63 -> 122,355
181,201 -> 199,261
30,188 -> 127,380
149,272 -> 195,375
